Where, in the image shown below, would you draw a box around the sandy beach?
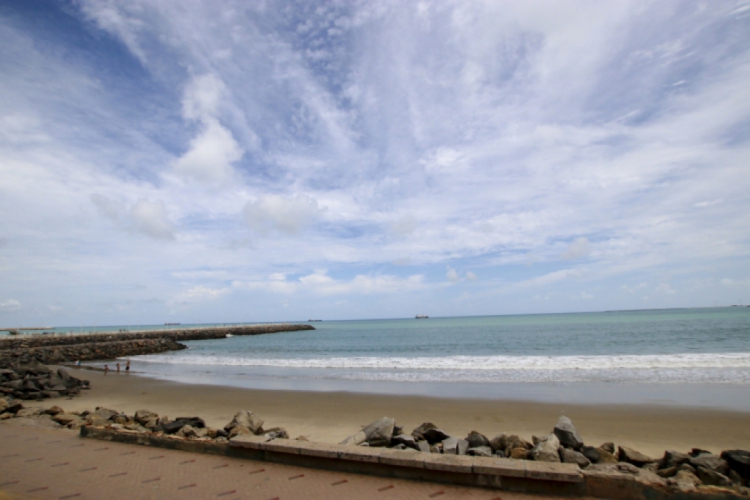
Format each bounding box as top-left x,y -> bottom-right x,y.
20,366 -> 750,458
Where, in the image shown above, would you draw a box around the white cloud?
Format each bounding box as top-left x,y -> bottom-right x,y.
465,271 -> 478,281
173,285 -> 229,304
655,283 -> 676,295
0,299 -> 21,312
129,199 -> 175,240
244,194 -> 324,235
235,270 -> 425,296
446,266 -> 460,282
173,74 -> 243,185
562,237 -> 591,260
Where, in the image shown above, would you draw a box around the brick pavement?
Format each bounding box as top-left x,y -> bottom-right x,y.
0,423 -> 582,500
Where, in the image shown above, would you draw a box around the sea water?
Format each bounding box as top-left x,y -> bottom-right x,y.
118,308 -> 750,409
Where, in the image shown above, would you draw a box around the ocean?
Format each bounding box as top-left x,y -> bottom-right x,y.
111,307 -> 750,410
9,308 -> 750,409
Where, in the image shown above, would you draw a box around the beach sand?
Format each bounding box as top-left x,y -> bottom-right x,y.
26,367 -> 750,458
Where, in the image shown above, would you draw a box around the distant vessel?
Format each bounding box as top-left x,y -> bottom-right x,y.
164,322 -> 181,326
415,315 -> 429,319
308,319 -> 322,322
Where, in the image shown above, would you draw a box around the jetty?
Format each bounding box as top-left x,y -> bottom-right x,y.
0,324 -> 314,369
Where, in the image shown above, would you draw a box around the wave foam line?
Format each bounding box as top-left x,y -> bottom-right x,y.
130,352 -> 750,370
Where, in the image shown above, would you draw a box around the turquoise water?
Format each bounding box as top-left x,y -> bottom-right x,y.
122,308 -> 750,389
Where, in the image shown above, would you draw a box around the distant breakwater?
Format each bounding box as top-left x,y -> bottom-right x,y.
0,324 -> 314,369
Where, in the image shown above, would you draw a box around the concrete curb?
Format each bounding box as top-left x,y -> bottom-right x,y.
79,426 -> 746,499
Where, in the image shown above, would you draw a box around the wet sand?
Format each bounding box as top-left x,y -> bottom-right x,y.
27,367 -> 750,458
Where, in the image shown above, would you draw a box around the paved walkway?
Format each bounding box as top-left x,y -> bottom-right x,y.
0,422 -> 578,500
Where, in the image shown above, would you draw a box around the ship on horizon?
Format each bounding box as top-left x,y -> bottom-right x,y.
415,314 -> 429,319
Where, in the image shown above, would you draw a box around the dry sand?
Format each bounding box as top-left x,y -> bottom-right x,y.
25,367 -> 750,458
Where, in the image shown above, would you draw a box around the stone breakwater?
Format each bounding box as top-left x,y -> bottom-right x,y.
0,324 -> 314,369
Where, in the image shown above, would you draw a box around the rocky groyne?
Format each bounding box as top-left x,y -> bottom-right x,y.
0,324 -> 313,369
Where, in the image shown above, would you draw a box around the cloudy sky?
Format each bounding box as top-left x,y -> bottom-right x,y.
1,0 -> 749,326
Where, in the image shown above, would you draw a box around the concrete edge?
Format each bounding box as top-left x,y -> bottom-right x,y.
79,426 -> 746,500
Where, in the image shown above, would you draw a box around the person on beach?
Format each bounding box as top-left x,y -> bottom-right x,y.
104,364 -> 109,375
76,359 -> 81,367
116,362 -> 120,373
126,360 -> 130,373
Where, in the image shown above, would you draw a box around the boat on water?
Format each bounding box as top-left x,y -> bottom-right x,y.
164,322 -> 181,326
308,319 -> 322,322
415,314 -> 429,319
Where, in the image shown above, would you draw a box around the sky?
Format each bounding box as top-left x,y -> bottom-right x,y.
1,0 -> 750,326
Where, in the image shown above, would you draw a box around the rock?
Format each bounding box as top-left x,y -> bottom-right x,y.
599,442 -> 615,454
690,454 -> 729,474
52,413 -> 83,425
618,446 -> 655,467
224,411 -> 263,435
457,438 -> 469,455
162,420 -> 191,434
554,416 -> 584,450
0,413 -> 13,420
227,424 -> 252,439
93,407 -> 118,421
668,470 -> 702,492
134,409 -> 159,426
360,417 -> 395,447
560,448 -> 591,468
466,430 -> 489,449
44,405 -> 63,416
177,425 -> 198,438
422,427 -> 450,445
727,469 -> 744,485
175,417 -> 205,429
690,448 -> 711,457
2,400 -> 23,414
391,434 -> 419,450
530,433 -> 561,462
642,462 -> 660,473
657,466 -> 678,478
510,447 -> 529,459
442,437 -> 458,454
489,434 -> 532,455
262,427 -> 289,440
696,466 -> 733,488
429,444 -> 440,454
581,446 -> 600,464
294,435 -> 308,441
467,446 -> 493,457
16,407 -> 44,417
123,423 -> 149,434
411,422 -> 437,441
661,450 -> 691,469
340,430 -> 367,446
86,414 -> 108,427
418,441 -> 431,453
679,463 -> 697,475
721,450 -> 750,481
41,391 -> 60,399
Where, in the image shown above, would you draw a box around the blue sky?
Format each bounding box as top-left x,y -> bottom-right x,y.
1,0 -> 750,326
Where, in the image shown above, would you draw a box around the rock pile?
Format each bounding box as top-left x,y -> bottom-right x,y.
340,415 -> 750,494
0,325 -> 314,369
0,364 -> 89,400
0,403 -> 289,445
0,339 -> 186,369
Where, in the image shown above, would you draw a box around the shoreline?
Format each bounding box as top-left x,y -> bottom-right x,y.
22,367 -> 750,459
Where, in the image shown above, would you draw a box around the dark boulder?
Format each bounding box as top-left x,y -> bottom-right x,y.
560,448 -> 591,468
422,427 -> 450,445
690,454 -> 729,475
696,466 -> 733,488
554,416 -> 584,450
411,422 -> 437,441
721,450 -> 750,481
581,446 -> 600,464
466,430 -> 489,449
659,450 -> 691,469
391,434 -> 419,450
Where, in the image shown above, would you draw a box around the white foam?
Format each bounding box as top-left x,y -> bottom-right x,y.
130,352 -> 750,384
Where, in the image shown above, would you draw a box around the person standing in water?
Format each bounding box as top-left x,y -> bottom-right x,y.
126,360 -> 130,374
104,364 -> 109,375
116,362 -> 120,373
